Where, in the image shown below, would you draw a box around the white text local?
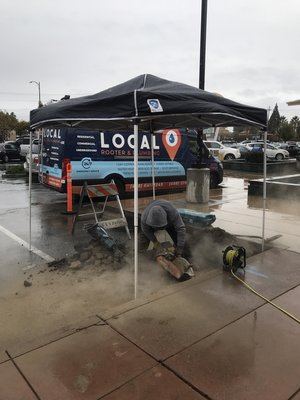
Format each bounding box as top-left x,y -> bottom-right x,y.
44,129 -> 61,139
100,132 -> 159,150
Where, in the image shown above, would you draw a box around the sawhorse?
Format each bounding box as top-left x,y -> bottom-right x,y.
72,180 -> 131,239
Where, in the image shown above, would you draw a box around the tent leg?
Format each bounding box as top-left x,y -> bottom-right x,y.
39,129 -> 44,184
134,124 -> 139,299
262,129 -> 267,251
151,132 -> 156,200
29,130 -> 32,252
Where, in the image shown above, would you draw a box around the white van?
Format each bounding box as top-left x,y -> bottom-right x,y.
40,128 -> 224,194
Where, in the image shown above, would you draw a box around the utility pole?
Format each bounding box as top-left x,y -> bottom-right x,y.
199,0 -> 208,90
196,0 -> 209,167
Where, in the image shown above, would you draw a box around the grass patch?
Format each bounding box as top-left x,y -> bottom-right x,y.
4,165 -> 26,176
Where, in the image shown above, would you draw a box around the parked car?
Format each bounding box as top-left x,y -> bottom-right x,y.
0,142 -> 23,163
271,141 -> 285,148
204,140 -> 241,160
221,140 -> 237,147
15,136 -> 31,158
7,136 -> 39,160
278,144 -> 300,158
240,139 -> 271,145
245,142 -> 289,160
230,144 -> 251,158
23,139 -> 40,174
4,140 -> 26,161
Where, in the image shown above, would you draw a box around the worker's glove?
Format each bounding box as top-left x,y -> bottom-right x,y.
153,241 -> 164,256
165,252 -> 176,261
153,241 -> 161,251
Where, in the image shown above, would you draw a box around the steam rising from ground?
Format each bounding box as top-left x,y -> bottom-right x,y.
0,225 -> 264,350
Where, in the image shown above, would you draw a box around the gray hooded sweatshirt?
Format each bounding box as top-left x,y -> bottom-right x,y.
141,200 -> 186,252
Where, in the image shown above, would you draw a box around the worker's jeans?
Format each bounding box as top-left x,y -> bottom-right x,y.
138,227 -> 192,261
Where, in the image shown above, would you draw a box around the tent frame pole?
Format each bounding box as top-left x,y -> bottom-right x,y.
29,130 -> 32,251
39,129 -> 44,184
134,123 -> 139,298
262,128 -> 267,251
151,132 -> 156,200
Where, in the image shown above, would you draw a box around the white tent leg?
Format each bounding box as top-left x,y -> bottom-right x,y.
151,133 -> 155,200
262,129 -> 267,251
134,124 -> 139,298
29,131 -> 32,251
39,129 -> 44,184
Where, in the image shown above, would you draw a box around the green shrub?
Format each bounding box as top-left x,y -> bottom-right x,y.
4,165 -> 26,175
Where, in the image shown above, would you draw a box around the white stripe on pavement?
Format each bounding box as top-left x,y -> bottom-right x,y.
0,224 -> 55,263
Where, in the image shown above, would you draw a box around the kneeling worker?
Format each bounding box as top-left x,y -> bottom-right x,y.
140,199 -> 194,281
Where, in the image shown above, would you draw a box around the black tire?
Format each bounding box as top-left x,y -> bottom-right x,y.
224,153 -> 235,160
275,153 -> 284,161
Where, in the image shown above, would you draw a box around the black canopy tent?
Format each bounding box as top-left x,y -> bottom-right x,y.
30,74 -> 267,297
31,74 -> 267,131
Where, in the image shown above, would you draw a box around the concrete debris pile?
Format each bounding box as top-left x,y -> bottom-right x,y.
47,239 -> 129,272
84,223 -> 125,262
44,226 -> 262,276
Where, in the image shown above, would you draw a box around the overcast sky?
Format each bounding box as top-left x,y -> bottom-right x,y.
1,0 -> 299,122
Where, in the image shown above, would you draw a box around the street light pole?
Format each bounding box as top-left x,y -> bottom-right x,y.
199,0 -> 208,90
29,80 -> 42,107
196,0 -> 208,167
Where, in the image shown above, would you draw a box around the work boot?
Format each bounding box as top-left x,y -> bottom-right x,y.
177,273 -> 192,282
185,266 -> 195,277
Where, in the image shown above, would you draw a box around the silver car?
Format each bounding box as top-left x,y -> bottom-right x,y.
245,142 -> 289,160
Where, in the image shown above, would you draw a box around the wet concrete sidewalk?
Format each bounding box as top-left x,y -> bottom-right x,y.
1,247 -> 300,400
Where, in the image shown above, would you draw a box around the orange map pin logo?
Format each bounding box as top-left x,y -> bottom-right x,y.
162,129 -> 181,161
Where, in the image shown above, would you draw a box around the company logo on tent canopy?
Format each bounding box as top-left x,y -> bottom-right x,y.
147,99 -> 163,113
